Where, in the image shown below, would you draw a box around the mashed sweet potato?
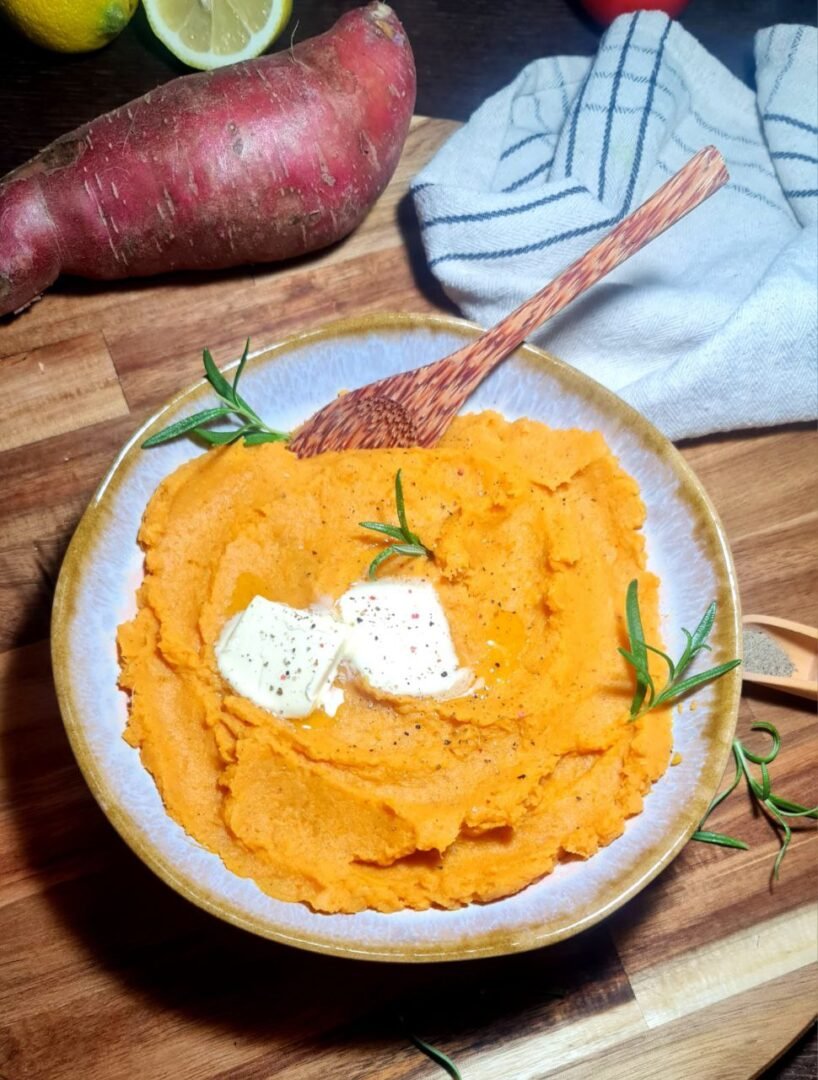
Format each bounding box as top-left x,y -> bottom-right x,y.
118,411 -> 671,913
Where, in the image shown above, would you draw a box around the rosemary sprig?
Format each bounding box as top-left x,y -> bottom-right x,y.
359,469 -> 431,579
407,1032 -> 462,1079
142,340 -> 289,448
619,579 -> 741,721
692,721 -> 818,878
397,1015 -> 462,1080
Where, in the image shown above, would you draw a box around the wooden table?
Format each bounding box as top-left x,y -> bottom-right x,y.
1,114 -> 816,1080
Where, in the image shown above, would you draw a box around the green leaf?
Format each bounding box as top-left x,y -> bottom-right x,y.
692,830 -> 749,850
232,338 -> 250,394
766,801 -> 792,881
359,521 -> 407,542
231,339 -> 263,420
142,343 -> 290,452
367,546 -> 399,580
142,406 -> 233,447
759,761 -> 772,800
242,430 -> 289,446
193,426 -> 246,445
202,348 -> 235,404
624,579 -> 652,717
742,721 -> 781,765
407,1033 -> 462,1080
673,627 -> 697,679
653,659 -> 742,707
696,728 -> 814,881
691,601 -> 717,652
390,543 -> 428,557
700,747 -> 744,822
644,641 -> 676,681
766,795 -> 818,819
394,469 -> 410,537
361,470 -> 431,578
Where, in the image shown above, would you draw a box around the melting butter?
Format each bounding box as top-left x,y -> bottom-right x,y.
215,580 -> 471,718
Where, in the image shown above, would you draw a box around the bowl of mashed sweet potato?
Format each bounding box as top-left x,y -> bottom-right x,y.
52,313 -> 741,960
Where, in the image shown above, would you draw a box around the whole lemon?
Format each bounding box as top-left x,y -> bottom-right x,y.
0,0 -> 138,53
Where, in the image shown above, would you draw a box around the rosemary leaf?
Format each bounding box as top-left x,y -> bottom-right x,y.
691,830 -> 749,850
203,347 -> 235,403
407,1033 -> 462,1080
358,521 -> 407,541
741,720 -> 781,764
395,469 -> 422,546
242,431 -> 289,446
142,407 -> 233,447
693,721 -> 816,880
194,426 -> 248,445
360,470 -> 432,579
391,543 -> 429,557
652,660 -> 742,708
623,579 -> 652,717
232,338 -> 251,394
143,341 -> 289,449
619,581 -> 739,722
367,546 -> 401,580
766,796 -> 818,818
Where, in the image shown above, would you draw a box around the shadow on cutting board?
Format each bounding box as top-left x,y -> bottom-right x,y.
2,598 -> 646,1077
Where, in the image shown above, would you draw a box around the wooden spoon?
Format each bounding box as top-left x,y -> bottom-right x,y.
289,146 -> 729,458
742,614 -> 818,701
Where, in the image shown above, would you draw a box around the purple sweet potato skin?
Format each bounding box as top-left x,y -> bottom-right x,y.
0,2 -> 415,316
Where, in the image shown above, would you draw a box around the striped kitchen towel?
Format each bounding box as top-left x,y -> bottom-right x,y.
412,15 -> 817,440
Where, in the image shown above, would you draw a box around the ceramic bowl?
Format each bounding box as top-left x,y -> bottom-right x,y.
52,312 -> 741,961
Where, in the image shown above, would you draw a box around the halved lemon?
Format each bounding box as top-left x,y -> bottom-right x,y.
143,0 -> 292,70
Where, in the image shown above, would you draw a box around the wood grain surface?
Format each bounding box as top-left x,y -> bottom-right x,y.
0,117 -> 815,1080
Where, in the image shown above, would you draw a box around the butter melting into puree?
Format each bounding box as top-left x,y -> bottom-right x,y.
118,412 -> 671,914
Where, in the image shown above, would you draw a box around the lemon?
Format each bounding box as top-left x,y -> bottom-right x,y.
0,0 -> 137,53
143,0 -> 292,70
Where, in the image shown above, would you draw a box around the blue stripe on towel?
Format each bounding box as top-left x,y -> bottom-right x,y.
622,18 -> 671,212
784,189 -> 818,198
656,160 -> 790,216
500,132 -> 551,161
671,132 -> 779,184
419,185 -> 585,231
599,16 -> 639,201
764,26 -> 805,111
690,109 -> 759,146
429,216 -> 618,267
771,151 -> 818,164
566,59 -> 595,174
584,102 -> 668,123
764,112 -> 818,135
501,159 -> 555,193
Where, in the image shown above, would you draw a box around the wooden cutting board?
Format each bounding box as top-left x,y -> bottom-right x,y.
0,117 -> 815,1080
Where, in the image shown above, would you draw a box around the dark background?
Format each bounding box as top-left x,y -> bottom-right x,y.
1,0 -> 817,177
1,0 -> 816,1075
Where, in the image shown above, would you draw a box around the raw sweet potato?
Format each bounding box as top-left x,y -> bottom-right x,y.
0,2 -> 415,317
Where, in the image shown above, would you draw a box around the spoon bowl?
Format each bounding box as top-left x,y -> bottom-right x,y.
742,614 -> 818,700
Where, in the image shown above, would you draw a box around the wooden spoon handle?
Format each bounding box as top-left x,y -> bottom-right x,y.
421,146 -> 729,411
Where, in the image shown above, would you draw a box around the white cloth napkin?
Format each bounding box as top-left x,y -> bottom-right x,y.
412,16 -> 818,440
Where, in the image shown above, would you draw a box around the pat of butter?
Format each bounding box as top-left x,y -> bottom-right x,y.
339,580 -> 470,698
215,597 -> 347,718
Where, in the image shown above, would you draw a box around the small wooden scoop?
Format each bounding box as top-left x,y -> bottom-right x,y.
289,146 -> 729,458
742,615 -> 818,701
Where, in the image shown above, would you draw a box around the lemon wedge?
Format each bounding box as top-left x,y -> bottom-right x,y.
143,0 -> 292,70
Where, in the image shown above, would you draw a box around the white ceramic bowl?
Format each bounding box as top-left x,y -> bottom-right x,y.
52,313 -> 741,961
